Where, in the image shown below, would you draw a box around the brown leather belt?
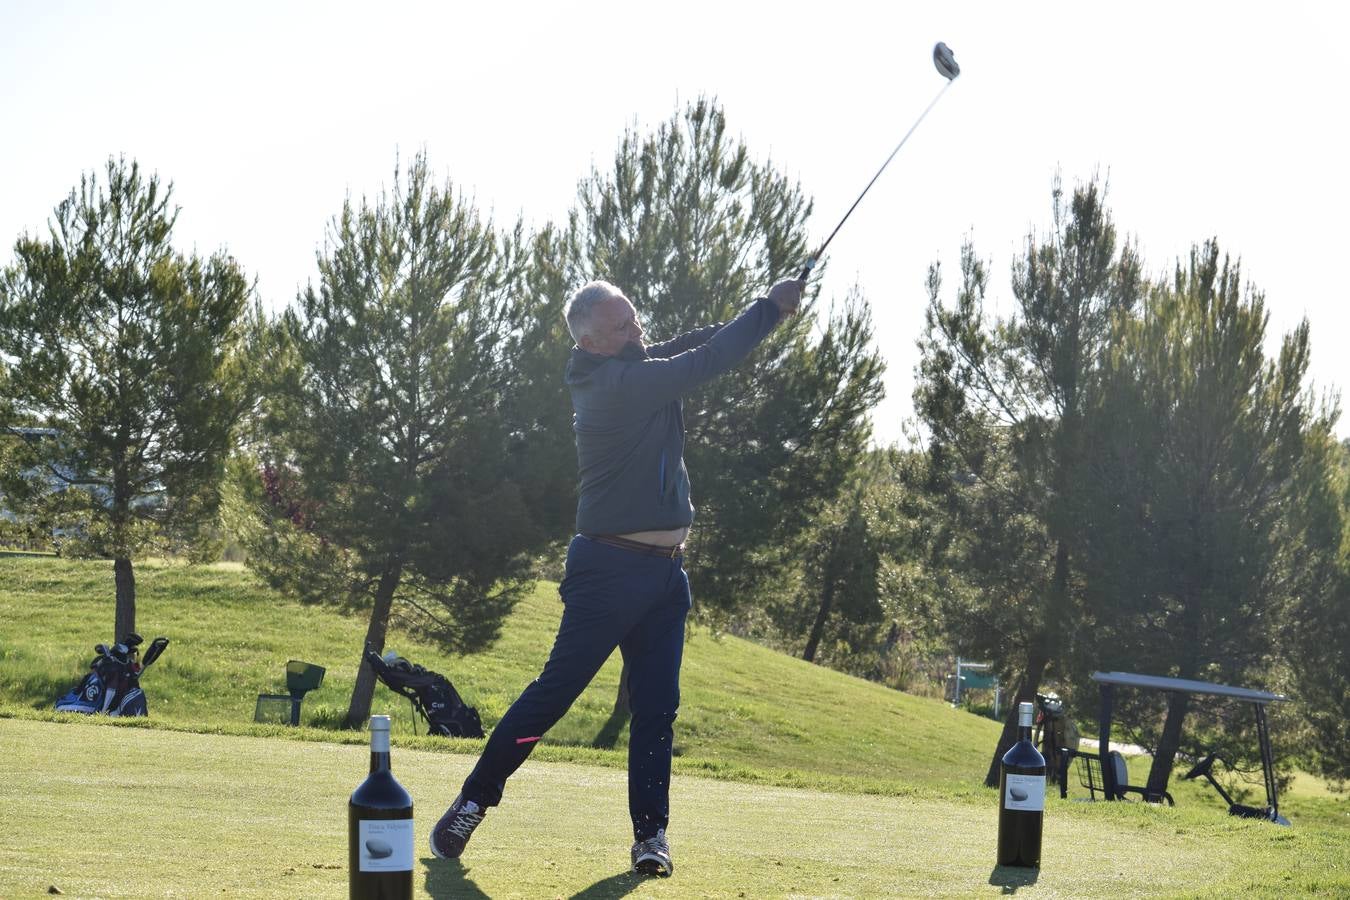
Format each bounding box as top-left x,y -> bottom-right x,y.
585,534 -> 685,559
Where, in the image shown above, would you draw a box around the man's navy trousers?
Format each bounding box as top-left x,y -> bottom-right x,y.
460,534 -> 691,841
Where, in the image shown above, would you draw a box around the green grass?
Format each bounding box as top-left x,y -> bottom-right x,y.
1,718 -> 1346,899
0,556 -> 1346,897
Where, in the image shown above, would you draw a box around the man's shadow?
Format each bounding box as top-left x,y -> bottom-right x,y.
424,859 -> 650,899
988,865 -> 1039,894
569,869 -> 649,899
591,707 -> 630,749
422,857 -> 492,899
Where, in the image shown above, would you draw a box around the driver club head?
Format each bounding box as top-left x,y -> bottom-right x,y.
798,41 -> 963,282
933,42 -> 960,80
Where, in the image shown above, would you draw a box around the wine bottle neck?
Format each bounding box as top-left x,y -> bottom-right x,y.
369,751 -> 392,774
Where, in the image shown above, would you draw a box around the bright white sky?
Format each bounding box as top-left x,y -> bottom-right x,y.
3,1 -> 1347,444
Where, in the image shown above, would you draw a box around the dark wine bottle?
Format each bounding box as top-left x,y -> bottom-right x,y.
997,700 -> 1045,868
349,715 -> 414,899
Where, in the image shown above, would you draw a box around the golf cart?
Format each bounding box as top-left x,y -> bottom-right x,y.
1057,671 -> 1290,825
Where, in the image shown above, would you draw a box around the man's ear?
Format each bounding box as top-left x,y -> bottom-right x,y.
576,334 -> 595,353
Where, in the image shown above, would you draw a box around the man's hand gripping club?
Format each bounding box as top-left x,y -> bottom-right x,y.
767,277 -> 806,316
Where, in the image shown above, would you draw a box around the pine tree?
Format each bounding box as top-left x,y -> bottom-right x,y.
238,152 -> 543,726
0,157 -> 253,637
1077,240 -> 1336,795
772,450 -> 914,666
915,176 -> 1144,785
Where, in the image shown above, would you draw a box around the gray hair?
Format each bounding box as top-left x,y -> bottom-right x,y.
564,280 -> 622,343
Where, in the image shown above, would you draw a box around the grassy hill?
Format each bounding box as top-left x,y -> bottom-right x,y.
1,555 -> 1346,897
0,555 -> 1002,796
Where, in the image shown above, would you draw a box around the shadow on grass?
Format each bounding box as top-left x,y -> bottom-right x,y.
422,857 -> 492,899
591,707 -> 630,749
8,672 -> 83,709
988,865 -> 1039,893
569,869 -> 650,899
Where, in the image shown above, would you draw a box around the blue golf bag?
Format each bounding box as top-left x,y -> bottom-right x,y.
55,634 -> 169,717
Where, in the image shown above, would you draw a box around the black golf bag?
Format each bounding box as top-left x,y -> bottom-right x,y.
364,646 -> 484,738
1034,691 -> 1080,785
55,633 -> 169,717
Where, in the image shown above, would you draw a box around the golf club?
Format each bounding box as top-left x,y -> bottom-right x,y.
798,42 -> 960,281
141,636 -> 169,669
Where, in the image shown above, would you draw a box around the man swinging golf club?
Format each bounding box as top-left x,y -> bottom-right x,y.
429,275 -> 804,876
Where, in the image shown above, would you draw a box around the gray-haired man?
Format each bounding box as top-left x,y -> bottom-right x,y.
431,276 -> 803,876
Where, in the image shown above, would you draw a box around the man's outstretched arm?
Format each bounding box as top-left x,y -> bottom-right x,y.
609,278 -> 803,408
645,323 -> 722,360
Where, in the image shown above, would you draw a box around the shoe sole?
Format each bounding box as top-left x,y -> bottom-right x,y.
428,833 -> 461,860
633,858 -> 673,877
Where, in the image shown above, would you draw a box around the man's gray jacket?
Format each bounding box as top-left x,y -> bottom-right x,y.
565,297 -> 782,535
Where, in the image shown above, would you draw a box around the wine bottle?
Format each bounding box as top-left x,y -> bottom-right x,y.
349,715 -> 414,899
997,700 -> 1045,868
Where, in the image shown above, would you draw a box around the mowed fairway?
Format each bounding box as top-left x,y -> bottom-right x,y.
1,718 -> 1344,899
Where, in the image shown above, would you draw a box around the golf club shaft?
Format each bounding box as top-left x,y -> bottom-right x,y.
799,78 -> 955,281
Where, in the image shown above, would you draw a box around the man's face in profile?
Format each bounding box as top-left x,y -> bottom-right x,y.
580,292 -> 645,357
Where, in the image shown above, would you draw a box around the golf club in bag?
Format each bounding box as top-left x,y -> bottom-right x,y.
799,42 -> 960,282
363,645 -> 484,738
55,633 -> 169,717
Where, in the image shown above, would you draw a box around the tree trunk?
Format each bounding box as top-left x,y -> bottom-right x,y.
1043,540 -> 1072,649
346,562 -> 403,727
114,557 -> 136,640
983,651 -> 1049,787
984,536 -> 1069,787
802,577 -> 837,663
1146,690 -> 1190,800
1145,601 -> 1201,800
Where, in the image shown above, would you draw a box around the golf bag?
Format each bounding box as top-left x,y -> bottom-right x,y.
55,633 -> 169,717
364,646 -> 484,738
1034,691 -> 1080,785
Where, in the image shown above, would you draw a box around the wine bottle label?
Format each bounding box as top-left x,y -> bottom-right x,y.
357,819 -> 414,872
1004,774 -> 1045,812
